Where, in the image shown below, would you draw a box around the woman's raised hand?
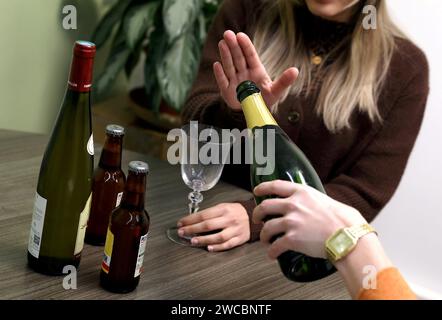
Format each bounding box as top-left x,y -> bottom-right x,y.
214,30 -> 299,110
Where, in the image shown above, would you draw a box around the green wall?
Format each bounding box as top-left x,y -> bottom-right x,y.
0,0 -> 127,134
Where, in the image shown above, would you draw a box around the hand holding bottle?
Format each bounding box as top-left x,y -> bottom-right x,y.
253,180 -> 395,299
253,180 -> 366,259
214,30 -> 298,110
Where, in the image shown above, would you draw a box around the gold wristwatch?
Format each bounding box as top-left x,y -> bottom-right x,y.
325,223 -> 377,263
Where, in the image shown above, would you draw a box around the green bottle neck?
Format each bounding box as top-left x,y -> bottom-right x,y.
63,89 -> 91,109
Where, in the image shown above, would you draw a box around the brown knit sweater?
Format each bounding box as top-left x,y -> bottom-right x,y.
182,0 -> 430,241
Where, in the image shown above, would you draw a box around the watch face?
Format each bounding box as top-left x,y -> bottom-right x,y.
330,232 -> 355,255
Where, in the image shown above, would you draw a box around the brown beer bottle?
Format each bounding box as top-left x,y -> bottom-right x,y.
100,161 -> 150,293
85,125 -> 126,246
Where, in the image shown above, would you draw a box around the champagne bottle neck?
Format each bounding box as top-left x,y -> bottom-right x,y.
99,136 -> 123,169
241,93 -> 278,129
121,173 -> 146,211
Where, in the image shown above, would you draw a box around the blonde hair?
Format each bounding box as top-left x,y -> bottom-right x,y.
254,0 -> 405,132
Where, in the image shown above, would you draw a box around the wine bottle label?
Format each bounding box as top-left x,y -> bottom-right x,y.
134,233 -> 148,278
101,228 -> 114,274
115,192 -> 123,208
28,193 -> 47,258
74,193 -> 92,255
87,134 -> 94,156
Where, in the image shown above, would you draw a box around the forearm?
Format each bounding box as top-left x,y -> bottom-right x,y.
334,233 -> 393,299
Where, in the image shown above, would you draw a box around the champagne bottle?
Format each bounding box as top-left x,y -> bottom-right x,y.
27,41 -> 96,275
236,80 -> 336,282
100,161 -> 150,293
86,125 -> 126,246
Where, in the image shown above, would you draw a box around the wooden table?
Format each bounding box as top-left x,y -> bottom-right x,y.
0,129 -> 349,300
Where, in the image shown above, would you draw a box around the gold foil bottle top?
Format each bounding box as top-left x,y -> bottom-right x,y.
236,81 -> 278,128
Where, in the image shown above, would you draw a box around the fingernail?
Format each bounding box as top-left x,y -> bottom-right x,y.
178,229 -> 184,237
207,246 -> 213,252
177,222 -> 183,228
191,238 -> 199,245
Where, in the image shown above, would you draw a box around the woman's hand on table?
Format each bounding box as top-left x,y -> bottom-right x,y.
214,30 -> 299,110
177,203 -> 250,252
252,180 -> 366,259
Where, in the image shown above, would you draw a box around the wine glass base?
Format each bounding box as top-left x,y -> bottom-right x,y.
166,227 -> 193,246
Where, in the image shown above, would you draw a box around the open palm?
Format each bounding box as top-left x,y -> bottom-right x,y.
214,30 -> 299,111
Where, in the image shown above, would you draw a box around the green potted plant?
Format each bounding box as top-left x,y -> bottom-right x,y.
92,0 -> 221,130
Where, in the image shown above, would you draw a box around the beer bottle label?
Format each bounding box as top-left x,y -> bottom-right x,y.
28,193 -> 47,258
101,228 -> 114,274
134,233 -> 148,277
115,192 -> 123,208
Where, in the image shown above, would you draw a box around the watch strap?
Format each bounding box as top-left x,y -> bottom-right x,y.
347,223 -> 377,239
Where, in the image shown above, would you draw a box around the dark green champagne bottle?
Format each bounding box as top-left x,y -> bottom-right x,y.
27,41 -> 96,275
237,80 -> 336,282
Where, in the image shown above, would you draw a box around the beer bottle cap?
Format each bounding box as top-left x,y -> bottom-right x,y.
128,161 -> 149,174
106,124 -> 125,137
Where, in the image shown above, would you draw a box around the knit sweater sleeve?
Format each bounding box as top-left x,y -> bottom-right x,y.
325,44 -> 429,222
357,267 -> 416,300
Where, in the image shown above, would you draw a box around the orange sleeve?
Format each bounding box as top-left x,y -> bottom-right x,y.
357,267 -> 416,300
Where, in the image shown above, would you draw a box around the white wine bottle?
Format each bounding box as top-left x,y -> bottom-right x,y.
237,80 -> 336,282
27,41 -> 96,275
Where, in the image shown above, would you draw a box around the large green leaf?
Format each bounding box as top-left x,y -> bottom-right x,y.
144,70 -> 162,114
92,0 -> 133,48
162,0 -> 201,43
202,0 -> 221,30
95,36 -> 131,98
123,2 -> 160,50
195,14 -> 207,45
125,42 -> 143,78
144,25 -> 168,113
157,30 -> 200,111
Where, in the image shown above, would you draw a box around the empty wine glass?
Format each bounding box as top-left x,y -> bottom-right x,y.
166,122 -> 232,246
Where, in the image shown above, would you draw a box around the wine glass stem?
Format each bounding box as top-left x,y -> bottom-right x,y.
188,190 -> 203,214
189,202 -> 199,214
